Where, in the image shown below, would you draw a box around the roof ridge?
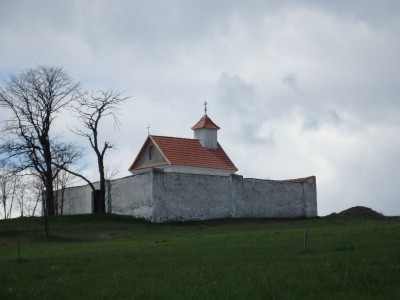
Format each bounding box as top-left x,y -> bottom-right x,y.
151,135 -> 197,141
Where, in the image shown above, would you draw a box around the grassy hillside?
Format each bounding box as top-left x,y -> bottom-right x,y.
0,214 -> 399,299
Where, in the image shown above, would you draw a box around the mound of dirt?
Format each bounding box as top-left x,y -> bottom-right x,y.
337,206 -> 384,218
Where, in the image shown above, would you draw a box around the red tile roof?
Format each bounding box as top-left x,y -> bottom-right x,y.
129,135 -> 237,172
191,115 -> 220,130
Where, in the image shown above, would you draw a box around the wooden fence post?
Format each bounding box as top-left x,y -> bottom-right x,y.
304,228 -> 308,252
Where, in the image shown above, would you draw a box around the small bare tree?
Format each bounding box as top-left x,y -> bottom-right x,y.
53,169 -> 77,215
0,168 -> 20,219
0,160 -> 42,218
27,176 -> 44,217
14,177 -> 29,217
51,141 -> 83,215
70,90 -> 129,213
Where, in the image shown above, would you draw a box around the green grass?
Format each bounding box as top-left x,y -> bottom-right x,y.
0,214 -> 399,299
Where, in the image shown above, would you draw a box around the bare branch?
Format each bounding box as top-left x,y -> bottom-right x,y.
52,161 -> 96,192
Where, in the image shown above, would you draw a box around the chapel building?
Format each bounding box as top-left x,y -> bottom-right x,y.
129,111 -> 238,176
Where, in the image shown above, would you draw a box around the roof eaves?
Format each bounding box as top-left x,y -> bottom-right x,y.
216,143 -> 238,171
131,162 -> 170,171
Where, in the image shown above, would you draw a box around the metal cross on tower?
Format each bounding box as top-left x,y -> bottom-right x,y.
203,100 -> 208,115
147,124 -> 150,136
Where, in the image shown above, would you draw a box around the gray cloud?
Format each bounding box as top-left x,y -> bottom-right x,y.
302,109 -> 341,131
282,73 -> 300,94
216,73 -> 275,145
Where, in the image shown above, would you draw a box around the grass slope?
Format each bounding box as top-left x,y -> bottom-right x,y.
0,214 -> 399,299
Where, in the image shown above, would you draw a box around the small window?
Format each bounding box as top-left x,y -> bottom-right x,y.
149,145 -> 154,160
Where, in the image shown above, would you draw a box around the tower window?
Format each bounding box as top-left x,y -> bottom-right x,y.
149,145 -> 154,160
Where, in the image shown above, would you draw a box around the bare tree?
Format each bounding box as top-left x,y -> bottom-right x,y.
0,66 -> 79,216
0,160 -> 42,218
14,177 -> 28,217
54,168 -> 77,215
0,167 -> 20,219
70,90 -> 129,213
26,176 -> 44,217
51,141 -> 83,215
105,158 -> 122,180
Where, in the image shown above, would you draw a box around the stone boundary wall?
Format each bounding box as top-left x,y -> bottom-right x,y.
110,171 -> 154,219
60,169 -> 317,222
61,183 -> 94,215
151,170 -> 232,222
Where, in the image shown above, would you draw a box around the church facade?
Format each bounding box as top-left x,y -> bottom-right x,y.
60,109 -> 318,222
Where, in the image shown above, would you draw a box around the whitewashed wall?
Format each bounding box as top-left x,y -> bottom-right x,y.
233,176 -> 316,218
60,169 -> 317,222
110,172 -> 154,219
152,170 -> 231,222
61,183 -> 93,215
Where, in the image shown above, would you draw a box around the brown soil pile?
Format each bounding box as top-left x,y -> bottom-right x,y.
337,206 -> 384,218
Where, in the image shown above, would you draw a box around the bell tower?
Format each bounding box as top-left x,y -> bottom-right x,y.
191,101 -> 220,149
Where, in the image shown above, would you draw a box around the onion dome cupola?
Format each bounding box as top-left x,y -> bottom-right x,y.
191,101 -> 220,149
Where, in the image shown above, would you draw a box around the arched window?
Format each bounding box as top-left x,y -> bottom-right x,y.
149,145 -> 154,160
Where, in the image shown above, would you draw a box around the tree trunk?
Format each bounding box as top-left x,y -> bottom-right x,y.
44,177 -> 55,215
60,188 -> 65,215
43,139 -> 55,215
2,197 -> 6,220
32,194 -> 40,216
41,191 -> 49,236
98,158 -> 106,213
53,176 -> 59,216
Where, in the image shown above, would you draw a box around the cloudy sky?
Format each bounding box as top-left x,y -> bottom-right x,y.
1,0 -> 399,216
